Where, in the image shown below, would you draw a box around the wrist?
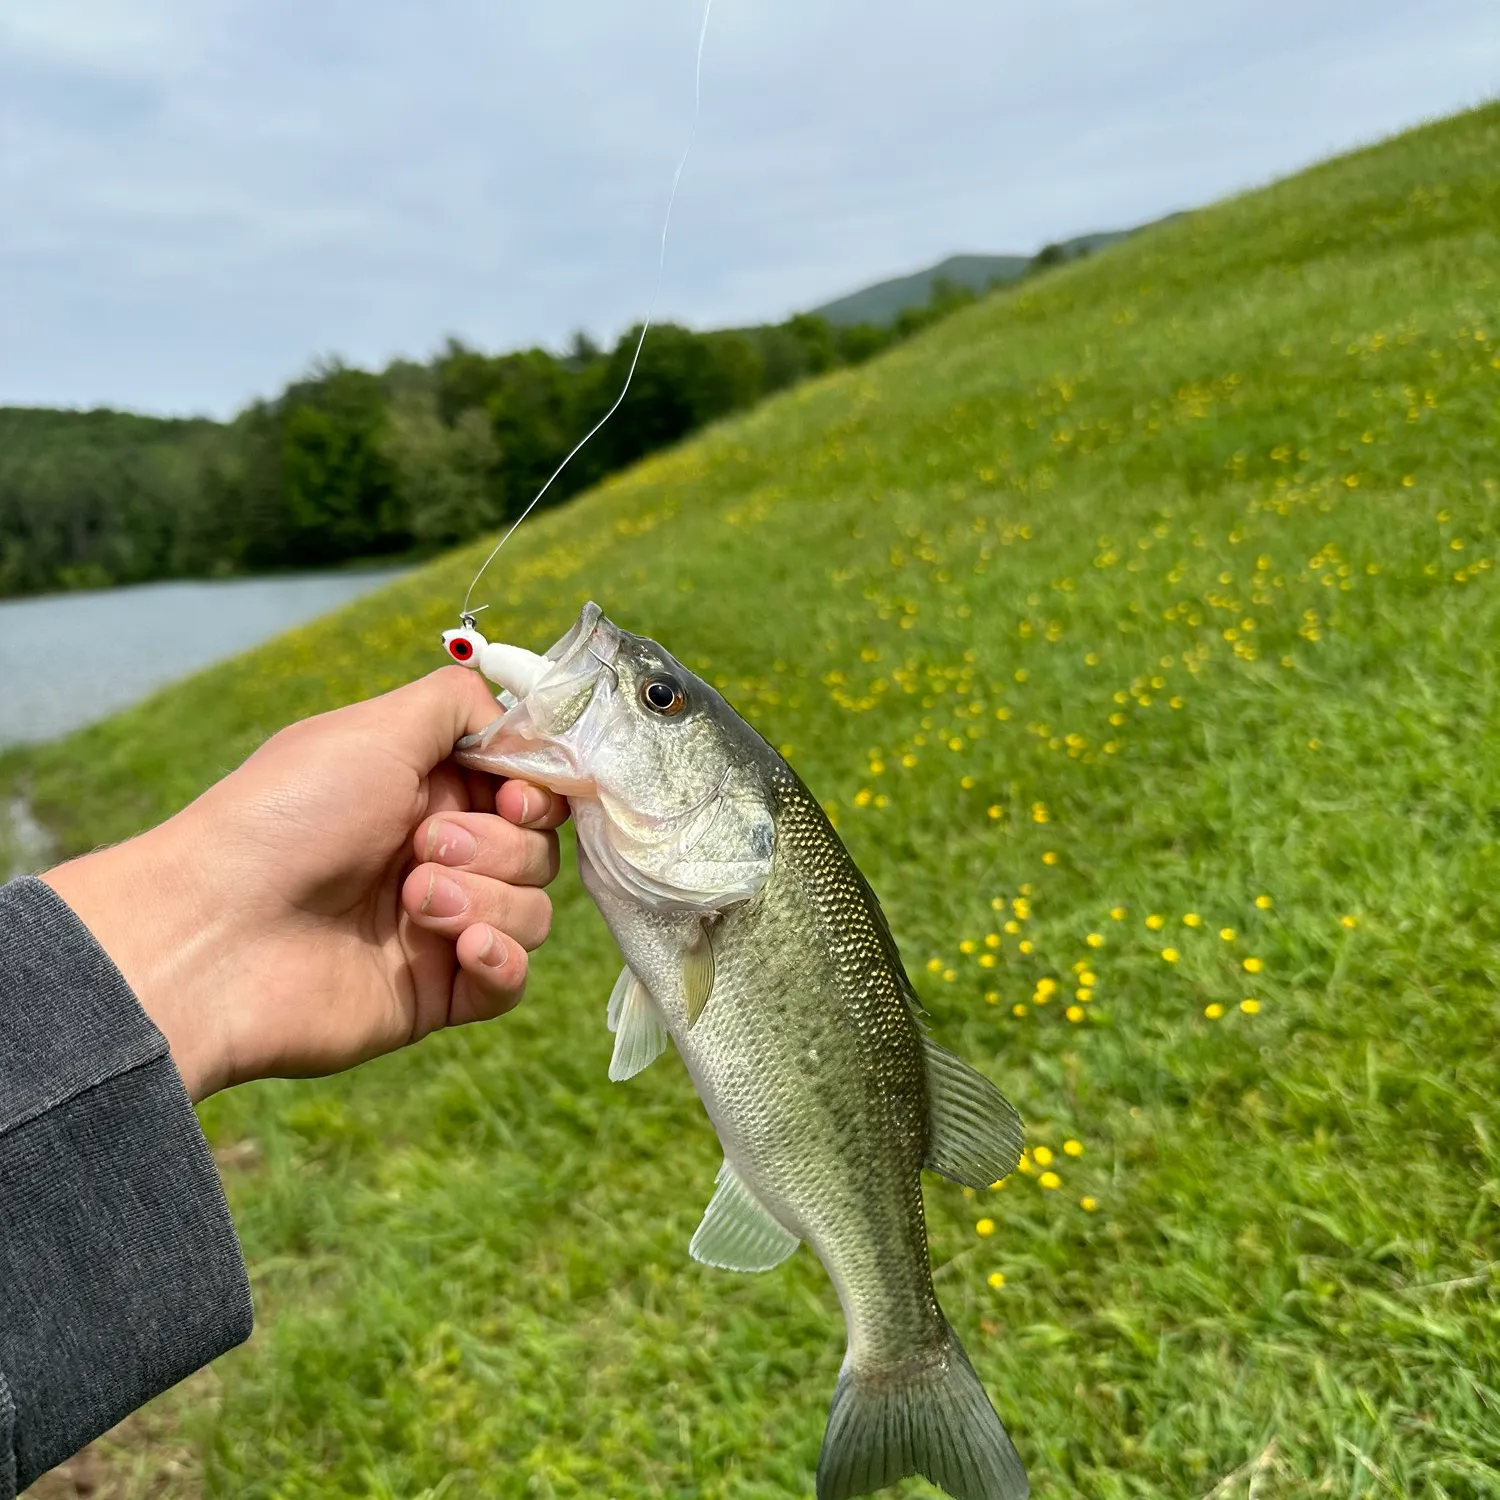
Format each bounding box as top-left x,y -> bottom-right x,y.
42,812 -> 238,1101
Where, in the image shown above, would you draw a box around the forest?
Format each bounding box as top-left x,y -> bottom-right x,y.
0,281 -> 985,599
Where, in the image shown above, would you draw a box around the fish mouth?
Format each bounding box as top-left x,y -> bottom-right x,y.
455,602 -> 619,792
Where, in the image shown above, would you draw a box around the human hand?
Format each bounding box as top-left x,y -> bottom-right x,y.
42,667 -> 568,1101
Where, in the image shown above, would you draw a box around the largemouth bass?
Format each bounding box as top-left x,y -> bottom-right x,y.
450,602 -> 1029,1500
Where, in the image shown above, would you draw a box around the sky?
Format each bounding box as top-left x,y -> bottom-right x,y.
1,0 -> 1495,419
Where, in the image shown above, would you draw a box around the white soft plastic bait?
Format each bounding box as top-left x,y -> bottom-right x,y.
440,623 -> 549,699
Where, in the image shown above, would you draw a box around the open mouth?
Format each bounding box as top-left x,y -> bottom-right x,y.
456,603 -> 619,784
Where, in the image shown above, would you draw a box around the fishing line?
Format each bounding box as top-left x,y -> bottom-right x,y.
460,0 -> 716,622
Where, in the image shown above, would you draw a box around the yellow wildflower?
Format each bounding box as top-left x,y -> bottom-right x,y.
926,958 -> 943,974
1183,912 -> 1202,928
1018,940 -> 1035,954
1086,932 -> 1104,948
959,939 -> 977,955
975,1218 -> 996,1237
1145,913 -> 1165,931
1161,948 -> 1180,963
1065,1005 -> 1084,1022
1063,1139 -> 1083,1157
1110,906 -> 1126,921
1240,998 -> 1261,1014
1340,914 -> 1358,929
1080,1197 -> 1099,1212
1038,1172 -> 1061,1190
1255,894 -> 1273,909
1242,957 -> 1264,974
984,933 -> 1001,949
1032,1146 -> 1054,1166
987,1271 -> 1006,1288
1011,1002 -> 1027,1017
1204,1002 -> 1225,1019
1219,927 -> 1235,942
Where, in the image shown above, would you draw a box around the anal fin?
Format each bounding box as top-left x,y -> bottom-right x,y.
689,1159 -> 799,1272
606,966 -> 669,1082
924,1039 -> 1025,1189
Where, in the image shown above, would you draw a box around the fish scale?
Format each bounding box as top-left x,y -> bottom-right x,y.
676,767 -> 941,1367
454,602 -> 1029,1500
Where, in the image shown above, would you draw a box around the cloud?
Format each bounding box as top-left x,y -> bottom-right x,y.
0,0 -> 1494,416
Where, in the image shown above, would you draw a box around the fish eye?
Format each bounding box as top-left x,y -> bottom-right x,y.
640,675 -> 685,715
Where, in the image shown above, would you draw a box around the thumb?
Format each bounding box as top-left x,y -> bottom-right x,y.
357,665 -> 506,775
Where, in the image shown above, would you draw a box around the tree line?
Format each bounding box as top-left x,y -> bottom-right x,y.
0,281 -> 985,599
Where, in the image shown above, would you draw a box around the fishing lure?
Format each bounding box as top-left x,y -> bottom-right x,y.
440,615 -> 535,695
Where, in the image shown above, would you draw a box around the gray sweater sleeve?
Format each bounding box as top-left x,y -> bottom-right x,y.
0,877 -> 253,1497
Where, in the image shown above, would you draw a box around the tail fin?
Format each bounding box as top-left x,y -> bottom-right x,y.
816,1328 -> 1028,1500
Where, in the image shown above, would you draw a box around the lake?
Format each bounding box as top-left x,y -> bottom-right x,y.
0,569 -> 409,748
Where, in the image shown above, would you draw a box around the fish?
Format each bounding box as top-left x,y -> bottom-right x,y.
452,601 -> 1029,1500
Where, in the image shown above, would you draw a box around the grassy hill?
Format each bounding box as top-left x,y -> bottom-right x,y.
8,101 -> 1500,1498
810,233 -> 1136,328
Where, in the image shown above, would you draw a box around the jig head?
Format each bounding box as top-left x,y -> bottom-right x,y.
441,612 -> 548,699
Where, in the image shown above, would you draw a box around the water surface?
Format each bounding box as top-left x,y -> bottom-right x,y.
0,569 -> 408,747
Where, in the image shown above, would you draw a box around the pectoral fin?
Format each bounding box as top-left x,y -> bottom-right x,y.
923,1039 -> 1025,1189
689,1159 -> 800,1272
605,966 -> 669,1082
682,921 -> 716,1028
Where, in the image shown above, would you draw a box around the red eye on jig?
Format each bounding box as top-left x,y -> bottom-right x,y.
441,623 -> 486,668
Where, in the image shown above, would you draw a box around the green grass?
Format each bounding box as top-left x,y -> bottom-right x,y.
8,102 -> 1500,1498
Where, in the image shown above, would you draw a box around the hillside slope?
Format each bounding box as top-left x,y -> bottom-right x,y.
8,103 -> 1500,1498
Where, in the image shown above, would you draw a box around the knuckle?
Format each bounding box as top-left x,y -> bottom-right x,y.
522,829 -> 561,885
482,815 -> 524,868
516,890 -> 553,949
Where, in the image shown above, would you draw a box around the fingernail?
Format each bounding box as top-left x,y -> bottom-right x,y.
517,789 -> 532,825
479,929 -> 509,968
422,872 -> 467,918
427,821 -> 477,866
